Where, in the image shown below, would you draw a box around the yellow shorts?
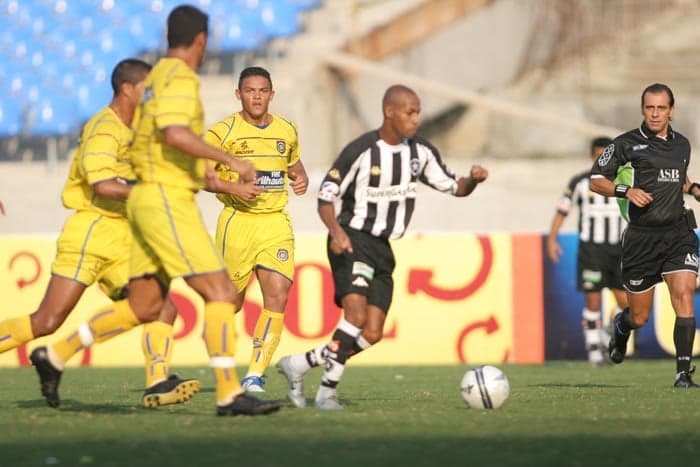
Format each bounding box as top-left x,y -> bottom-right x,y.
215,207 -> 295,292
52,211 -> 130,300
128,183 -> 225,282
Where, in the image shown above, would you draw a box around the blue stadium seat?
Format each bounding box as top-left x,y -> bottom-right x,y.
214,10 -> 267,52
258,0 -> 300,39
0,97 -> 23,137
288,0 -> 322,11
26,94 -> 80,136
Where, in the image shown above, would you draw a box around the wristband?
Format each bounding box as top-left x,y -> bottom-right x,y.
687,182 -> 700,195
614,184 -> 630,198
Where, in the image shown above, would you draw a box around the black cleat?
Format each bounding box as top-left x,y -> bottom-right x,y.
216,393 -> 281,416
142,375 -> 201,408
674,366 -> 700,388
608,314 -> 630,364
29,346 -> 62,408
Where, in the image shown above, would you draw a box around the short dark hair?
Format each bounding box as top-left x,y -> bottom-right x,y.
111,58 -> 152,94
590,136 -> 613,154
167,5 -> 208,49
641,83 -> 674,108
237,66 -> 272,90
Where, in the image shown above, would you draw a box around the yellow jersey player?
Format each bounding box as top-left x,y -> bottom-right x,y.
204,66 -> 309,392
124,5 -> 279,415
0,59 -> 200,409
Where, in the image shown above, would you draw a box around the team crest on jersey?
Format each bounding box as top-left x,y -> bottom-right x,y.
410,158 -> 420,176
277,140 -> 286,154
328,169 -> 340,180
277,249 -> 289,262
142,86 -> 153,103
370,165 -> 381,176
597,144 -> 614,166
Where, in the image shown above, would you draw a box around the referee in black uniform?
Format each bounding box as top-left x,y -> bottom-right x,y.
591,83 -> 700,388
278,84 -> 488,409
547,137 -> 628,366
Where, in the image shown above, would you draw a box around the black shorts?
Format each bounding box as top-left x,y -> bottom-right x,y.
621,218 -> 699,293
327,227 -> 395,312
577,242 -> 623,292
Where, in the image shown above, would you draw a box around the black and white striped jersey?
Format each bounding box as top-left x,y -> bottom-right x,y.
557,170 -> 625,245
318,130 -> 458,240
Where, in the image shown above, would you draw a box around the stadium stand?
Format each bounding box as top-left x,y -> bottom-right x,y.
0,0 -> 321,153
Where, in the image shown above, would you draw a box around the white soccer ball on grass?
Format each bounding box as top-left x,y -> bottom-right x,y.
460,365 -> 510,409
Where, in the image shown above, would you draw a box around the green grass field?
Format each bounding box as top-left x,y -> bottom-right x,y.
1,361 -> 699,467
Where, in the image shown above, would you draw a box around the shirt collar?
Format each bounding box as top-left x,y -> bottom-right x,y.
639,121 -> 675,141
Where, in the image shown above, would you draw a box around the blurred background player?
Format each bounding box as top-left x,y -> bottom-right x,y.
277,84 -> 488,409
123,5 -> 279,415
546,136 -> 629,366
591,83 -> 700,388
0,58 -> 201,408
204,66 -> 308,393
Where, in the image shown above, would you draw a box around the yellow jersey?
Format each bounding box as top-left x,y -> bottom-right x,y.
204,112 -> 300,213
130,57 -> 205,191
61,106 -> 135,218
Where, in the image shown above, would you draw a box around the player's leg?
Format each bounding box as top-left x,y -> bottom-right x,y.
141,295 -> 179,389
577,242 -> 605,366
582,291 -> 605,366
664,271 -> 699,387
185,270 -> 280,415
609,289 -> 652,364
0,276 -> 86,354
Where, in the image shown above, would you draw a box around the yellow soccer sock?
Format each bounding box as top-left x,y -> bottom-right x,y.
142,321 -> 174,388
203,301 -> 242,405
53,299 -> 140,365
247,309 -> 284,377
0,315 -> 34,354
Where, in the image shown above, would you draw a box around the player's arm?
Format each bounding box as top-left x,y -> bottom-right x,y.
590,141 -> 652,207
82,125 -> 133,201
547,179 -> 576,263
684,176 -> 700,201
288,160 -> 308,196
318,202 -> 352,254
202,163 -> 263,201
93,179 -> 132,201
0,200 -> 5,215
162,126 -> 255,182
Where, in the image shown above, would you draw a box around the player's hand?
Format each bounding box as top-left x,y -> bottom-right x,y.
231,180 -> 265,201
329,227 -> 353,255
626,187 -> 653,207
469,165 -> 488,183
546,239 -> 562,263
289,172 -> 308,196
229,159 -> 256,182
0,200 -> 4,215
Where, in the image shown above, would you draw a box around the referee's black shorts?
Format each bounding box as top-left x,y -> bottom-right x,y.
327,226 -> 395,313
577,241 -> 623,292
621,217 -> 699,293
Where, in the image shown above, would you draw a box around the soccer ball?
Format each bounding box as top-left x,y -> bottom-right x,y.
460,365 -> 510,409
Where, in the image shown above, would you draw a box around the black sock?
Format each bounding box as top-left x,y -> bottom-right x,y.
674,317 -> 696,374
321,327 -> 356,388
616,308 -> 635,335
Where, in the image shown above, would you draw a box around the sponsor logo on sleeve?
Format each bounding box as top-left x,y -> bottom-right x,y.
597,144 -> 615,166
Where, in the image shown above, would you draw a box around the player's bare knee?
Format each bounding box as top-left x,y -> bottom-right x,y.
364,329 -> 383,344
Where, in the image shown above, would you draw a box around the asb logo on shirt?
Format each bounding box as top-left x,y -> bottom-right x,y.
657,168 -> 680,183
684,253 -> 699,268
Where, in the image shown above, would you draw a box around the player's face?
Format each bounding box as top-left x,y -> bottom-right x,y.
642,91 -> 674,135
236,75 -> 274,122
391,93 -> 421,140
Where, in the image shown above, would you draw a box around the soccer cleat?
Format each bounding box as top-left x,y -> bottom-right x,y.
587,346 -> 604,367
276,356 -> 306,408
241,375 -> 266,393
314,393 -> 344,411
142,375 -> 201,408
674,367 -> 700,388
608,314 -> 630,364
216,393 -> 281,416
29,346 -> 62,409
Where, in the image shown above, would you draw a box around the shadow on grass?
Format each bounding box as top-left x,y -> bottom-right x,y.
530,383 -> 629,388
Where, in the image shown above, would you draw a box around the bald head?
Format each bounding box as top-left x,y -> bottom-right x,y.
382,85 -> 418,110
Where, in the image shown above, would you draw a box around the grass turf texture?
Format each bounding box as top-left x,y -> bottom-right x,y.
1,361 -> 699,467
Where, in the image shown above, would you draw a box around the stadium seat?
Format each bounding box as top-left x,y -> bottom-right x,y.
258,0 -> 300,39
0,98 -> 23,137
26,94 -> 80,136
288,0 -> 322,11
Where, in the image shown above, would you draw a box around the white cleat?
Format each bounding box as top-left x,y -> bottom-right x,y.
314,393 -> 344,411
276,356 -> 306,408
241,375 -> 266,393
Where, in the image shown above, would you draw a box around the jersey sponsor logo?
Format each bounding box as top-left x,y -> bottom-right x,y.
410,158 -> 420,176
235,141 -> 254,155
352,261 -> 375,280
628,278 -> 644,286
632,144 -> 648,151
352,276 -> 369,288
366,184 -> 416,201
370,165 -> 381,176
276,140 -> 286,154
276,248 -> 289,262
255,170 -> 285,188
657,168 -> 680,183
684,253 -> 698,267
597,144 -> 614,166
318,181 -> 339,202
